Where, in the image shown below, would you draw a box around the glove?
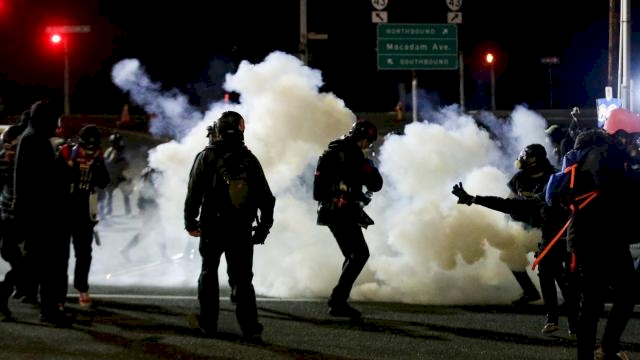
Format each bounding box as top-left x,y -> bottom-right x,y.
251,224 -> 270,245
357,191 -> 373,207
451,182 -> 474,206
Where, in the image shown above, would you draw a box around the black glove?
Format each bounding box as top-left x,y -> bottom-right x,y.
451,182 -> 474,206
251,224 -> 270,245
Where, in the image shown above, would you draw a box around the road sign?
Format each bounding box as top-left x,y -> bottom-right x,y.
372,11 -> 388,23
371,0 -> 388,10
447,12 -> 462,24
540,56 -> 560,65
45,25 -> 91,34
446,0 -> 462,11
308,32 -> 328,40
377,23 -> 458,70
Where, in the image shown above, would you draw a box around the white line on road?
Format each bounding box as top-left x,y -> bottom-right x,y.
71,294 -> 326,302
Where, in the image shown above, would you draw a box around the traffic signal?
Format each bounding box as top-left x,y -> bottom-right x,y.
50,34 -> 62,44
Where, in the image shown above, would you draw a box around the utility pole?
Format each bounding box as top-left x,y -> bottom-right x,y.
63,37 -> 70,116
607,0 -> 616,88
620,0 -> 631,109
299,0 -> 308,65
459,52 -> 465,112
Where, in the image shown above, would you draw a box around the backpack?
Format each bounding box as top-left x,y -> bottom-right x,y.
214,148 -> 255,213
313,146 -> 337,202
534,149 -> 598,271
544,149 -> 597,211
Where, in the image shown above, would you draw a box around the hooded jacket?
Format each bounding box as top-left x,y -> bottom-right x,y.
13,101 -> 70,235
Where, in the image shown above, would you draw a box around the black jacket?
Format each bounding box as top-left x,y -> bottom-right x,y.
14,125 -> 70,234
474,192 -> 569,253
315,136 -> 383,226
184,138 -> 275,234
565,132 -> 633,259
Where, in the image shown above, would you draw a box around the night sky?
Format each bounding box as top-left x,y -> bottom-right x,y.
0,0 -> 638,115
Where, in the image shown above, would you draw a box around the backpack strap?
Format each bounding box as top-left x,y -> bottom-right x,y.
532,149 -> 599,271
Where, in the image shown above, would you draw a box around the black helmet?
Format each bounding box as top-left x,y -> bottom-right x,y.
349,119 -> 378,143
214,111 -> 244,140
78,125 -> 102,150
515,143 -> 547,170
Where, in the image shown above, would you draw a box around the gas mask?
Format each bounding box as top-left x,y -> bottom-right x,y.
514,152 -> 537,170
514,144 -> 546,171
81,137 -> 100,156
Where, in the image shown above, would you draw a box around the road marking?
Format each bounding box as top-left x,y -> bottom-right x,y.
71,294 -> 327,302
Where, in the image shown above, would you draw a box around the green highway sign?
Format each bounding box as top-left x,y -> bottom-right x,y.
377,23 -> 458,70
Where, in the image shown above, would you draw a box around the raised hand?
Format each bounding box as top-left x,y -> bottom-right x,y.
451,182 -> 474,206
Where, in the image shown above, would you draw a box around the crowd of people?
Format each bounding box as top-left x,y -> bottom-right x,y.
1,101 -> 640,358
0,100 -> 160,326
452,108 -> 640,360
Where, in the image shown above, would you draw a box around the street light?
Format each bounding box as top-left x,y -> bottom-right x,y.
45,25 -> 91,116
485,52 -> 496,111
49,33 -> 69,116
541,56 -> 560,109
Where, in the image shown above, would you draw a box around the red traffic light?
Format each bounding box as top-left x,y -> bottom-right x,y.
50,34 -> 62,44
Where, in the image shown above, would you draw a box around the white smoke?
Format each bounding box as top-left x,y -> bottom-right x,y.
102,50 -> 557,305
111,59 -> 203,139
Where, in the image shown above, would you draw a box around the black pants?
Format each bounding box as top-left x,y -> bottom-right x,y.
198,229 -> 260,335
327,222 -> 370,305
0,218 -> 25,301
24,230 -> 70,315
577,252 -> 636,359
537,249 -> 579,328
69,221 -> 95,293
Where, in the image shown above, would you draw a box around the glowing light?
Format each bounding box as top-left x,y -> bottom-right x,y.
485,53 -> 494,64
51,34 -> 62,43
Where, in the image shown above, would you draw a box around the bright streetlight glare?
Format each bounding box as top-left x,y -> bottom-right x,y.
485,53 -> 494,64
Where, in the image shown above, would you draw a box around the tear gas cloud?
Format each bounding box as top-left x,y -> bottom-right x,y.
99,50 -> 556,305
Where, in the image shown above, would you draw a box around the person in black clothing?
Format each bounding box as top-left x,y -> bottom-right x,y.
498,143 -> 556,305
58,125 -> 110,307
184,111 -> 275,341
314,119 -> 383,318
451,177 -> 579,337
0,125 -> 28,319
566,129 -> 637,360
14,100 -> 71,325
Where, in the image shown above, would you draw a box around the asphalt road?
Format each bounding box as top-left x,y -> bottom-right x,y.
1,286 -> 639,360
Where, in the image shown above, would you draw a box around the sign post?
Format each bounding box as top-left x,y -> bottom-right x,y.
540,56 -> 560,109
371,0 -> 388,23
376,23 -> 458,70
45,25 -> 91,116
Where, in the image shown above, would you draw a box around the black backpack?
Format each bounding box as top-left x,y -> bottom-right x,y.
313,147 -> 337,202
214,148 -> 255,214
